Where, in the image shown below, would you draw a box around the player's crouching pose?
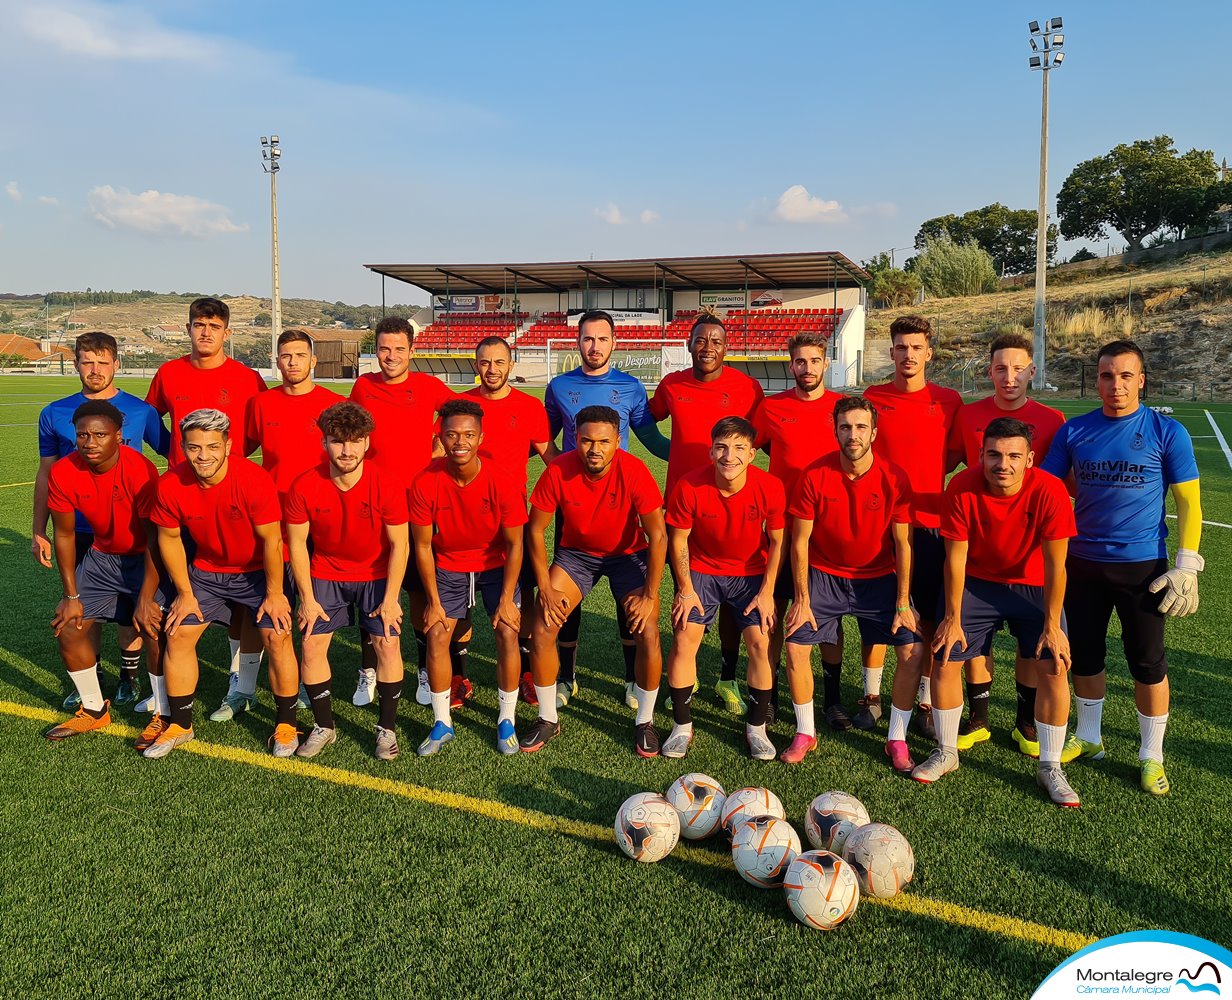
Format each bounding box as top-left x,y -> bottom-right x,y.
285,402 -> 409,761
521,405 -> 667,756
44,401 -> 168,743
662,417 -> 785,759
410,399 -> 527,756
923,417 -> 1079,806
783,396 -> 923,766
147,409 -> 299,759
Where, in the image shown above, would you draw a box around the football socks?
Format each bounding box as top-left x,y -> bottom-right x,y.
304,680 -> 333,730
966,680 -> 992,727
1138,711 -> 1168,763
376,680 -> 402,730
1076,696 -> 1104,745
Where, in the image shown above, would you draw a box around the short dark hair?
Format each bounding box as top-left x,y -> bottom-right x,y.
189,296 -> 229,326
318,401 -> 374,441
439,398 -> 484,426
474,335 -> 511,357
73,331 -> 118,359
889,315 -> 932,344
374,316 -> 414,344
575,405 -> 621,433
1097,339 -> 1145,369
834,395 -> 877,428
983,416 -> 1033,448
277,328 -> 314,350
989,332 -> 1033,358
577,310 -> 615,337
72,399 -> 123,428
711,416 -> 755,444
787,331 -> 828,357
690,313 -> 726,338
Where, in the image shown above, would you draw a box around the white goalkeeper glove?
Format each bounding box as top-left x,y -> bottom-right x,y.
1147,548 -> 1203,617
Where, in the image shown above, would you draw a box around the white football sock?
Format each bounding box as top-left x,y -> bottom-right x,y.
497,687 -> 517,724
1036,720 -> 1066,766
429,689 -> 451,727
68,665 -> 105,712
887,705 -> 912,742
228,638 -> 242,675
634,685 -> 657,726
1075,697 -> 1104,745
150,673 -> 168,717
918,676 -> 932,705
933,705 -> 961,752
1138,711 -> 1168,763
863,666 -> 883,698
236,651 -> 263,697
793,700 -> 816,738
535,685 -> 558,723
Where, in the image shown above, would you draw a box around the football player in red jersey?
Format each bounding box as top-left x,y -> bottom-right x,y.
146,409 -> 299,759
286,402 -> 409,761
922,418 -> 1079,806
864,316 -> 963,743
945,331 -> 1066,757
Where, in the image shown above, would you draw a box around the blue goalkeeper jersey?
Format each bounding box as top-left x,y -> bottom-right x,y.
544,366 -> 654,452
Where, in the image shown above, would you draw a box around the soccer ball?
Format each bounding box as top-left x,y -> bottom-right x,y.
720,787 -> 786,838
614,792 -> 681,863
804,791 -> 871,854
665,773 -> 727,840
842,823 -> 915,898
731,815 -> 802,888
783,850 -> 861,931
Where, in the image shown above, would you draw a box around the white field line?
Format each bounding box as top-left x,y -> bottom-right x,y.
1204,410 -> 1232,472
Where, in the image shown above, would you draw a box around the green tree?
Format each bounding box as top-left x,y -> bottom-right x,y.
1057,136 -> 1219,250
1068,247 -> 1098,263
861,253 -> 921,306
915,203 -> 1057,275
913,235 -> 998,297
253,312 -> 272,327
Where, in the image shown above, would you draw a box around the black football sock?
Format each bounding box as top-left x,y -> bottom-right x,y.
720,645 -> 739,683
378,680 -> 402,730
1016,682 -> 1037,730
747,687 -> 773,728
450,639 -> 469,680
822,659 -> 842,708
967,680 -> 992,728
169,692 -> 195,729
622,642 -> 637,684
274,693 -> 298,727
413,630 -> 428,674
670,685 -> 694,725
304,680 -> 334,730
120,651 -> 141,683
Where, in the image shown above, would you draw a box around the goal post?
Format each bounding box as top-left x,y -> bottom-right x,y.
547,339 -> 688,386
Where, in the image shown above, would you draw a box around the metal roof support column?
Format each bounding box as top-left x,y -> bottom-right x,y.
381,274 -> 386,318
743,263 -> 749,351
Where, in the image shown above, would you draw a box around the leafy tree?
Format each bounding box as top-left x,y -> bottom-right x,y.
913,235 -> 998,297
253,312 -> 272,327
915,203 -> 1057,275
1057,136 -> 1218,250
861,253 -> 921,306
1068,247 -> 1098,263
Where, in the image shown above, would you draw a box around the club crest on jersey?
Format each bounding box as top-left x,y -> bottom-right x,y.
481,497 -> 492,513
359,502 -> 372,520
219,389 -> 231,404
113,486 -> 122,500
746,503 -> 760,520
721,392 -> 731,409
1132,433 -> 1145,450
609,390 -> 620,405
228,504 -> 244,520
607,492 -> 618,508
867,492 -> 883,511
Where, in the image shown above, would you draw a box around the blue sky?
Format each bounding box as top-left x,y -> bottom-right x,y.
0,0 -> 1226,304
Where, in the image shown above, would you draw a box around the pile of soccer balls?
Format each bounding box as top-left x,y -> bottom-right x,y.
614,775 -> 914,932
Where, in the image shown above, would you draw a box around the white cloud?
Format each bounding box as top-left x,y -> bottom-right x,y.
37,195 -> 58,206
88,185 -> 246,237
595,203 -> 624,225
773,184 -> 846,224
13,0 -> 224,63
5,181 -> 20,202
639,209 -> 659,225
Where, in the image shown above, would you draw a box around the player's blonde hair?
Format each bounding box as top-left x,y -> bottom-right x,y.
180,408 -> 230,437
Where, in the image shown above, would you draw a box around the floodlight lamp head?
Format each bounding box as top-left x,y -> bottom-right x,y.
261,136 -> 269,145
1052,50 -> 1065,65
270,147 -> 281,158
1052,33 -> 1064,46
1030,37 -> 1039,51
1030,55 -> 1043,69
270,134 -> 280,144
1050,16 -> 1062,30
1029,20 -> 1041,33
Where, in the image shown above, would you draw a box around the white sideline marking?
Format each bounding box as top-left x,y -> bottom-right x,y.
1204,411 -> 1232,472
1166,514 -> 1232,529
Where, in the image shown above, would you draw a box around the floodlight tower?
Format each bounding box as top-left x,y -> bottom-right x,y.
1028,18 -> 1064,390
260,135 -> 283,368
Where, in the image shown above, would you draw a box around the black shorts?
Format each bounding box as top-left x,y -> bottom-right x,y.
933,576 -> 1064,663
911,526 -> 945,625
1065,554 -> 1168,685
687,572 -> 764,631
786,568 -> 920,648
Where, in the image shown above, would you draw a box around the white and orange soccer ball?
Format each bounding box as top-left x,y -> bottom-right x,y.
614,792 -> 681,863
730,815 -> 802,888
804,791 -> 871,854
720,787 -> 785,838
783,850 -> 861,931
842,822 -> 915,898
664,773 -> 727,840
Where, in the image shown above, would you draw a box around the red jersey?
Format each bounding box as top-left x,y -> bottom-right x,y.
145,356 -> 268,468
246,384 -> 345,496
408,459 -> 528,573
941,466 -> 1076,587
459,387 -> 551,491
530,450 -> 663,558
649,366 -> 765,495
349,372 -> 454,490
150,458 -> 282,574
753,389 -> 841,500
788,454 -> 913,579
284,463 -> 408,582
665,465 -> 785,577
948,395 -> 1066,469
863,380 -> 962,529
46,449 -> 160,555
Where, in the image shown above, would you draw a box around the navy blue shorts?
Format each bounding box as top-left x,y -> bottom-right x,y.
911,527 -> 945,625
304,577 -> 393,636
687,572 -> 763,631
553,548 -> 648,601
436,566 -> 520,621
934,576 -> 1066,663
787,568 -> 920,648
182,566 -> 276,629
77,548 -> 168,625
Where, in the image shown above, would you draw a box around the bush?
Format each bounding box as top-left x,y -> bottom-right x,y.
1069,247 -> 1098,263
913,235 -> 998,297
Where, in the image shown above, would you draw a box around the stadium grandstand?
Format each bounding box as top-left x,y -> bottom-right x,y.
364,252 -> 870,390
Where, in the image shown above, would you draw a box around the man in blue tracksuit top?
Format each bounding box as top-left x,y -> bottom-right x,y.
1041,339 -> 1202,797
542,310 -> 670,712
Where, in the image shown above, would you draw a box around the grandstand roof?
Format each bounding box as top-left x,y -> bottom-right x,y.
365,252 -> 870,296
